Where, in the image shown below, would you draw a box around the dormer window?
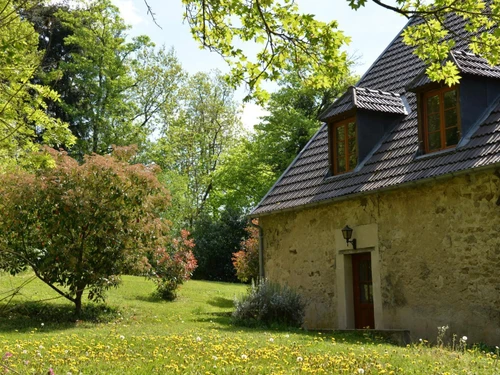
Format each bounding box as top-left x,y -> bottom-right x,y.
422,85 -> 461,153
321,86 -> 408,177
331,117 -> 357,174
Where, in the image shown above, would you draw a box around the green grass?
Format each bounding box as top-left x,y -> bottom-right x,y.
0,273 -> 498,374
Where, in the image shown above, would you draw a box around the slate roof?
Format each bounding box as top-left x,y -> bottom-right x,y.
251,13 -> 500,216
407,50 -> 500,91
451,50 -> 500,78
319,86 -> 409,120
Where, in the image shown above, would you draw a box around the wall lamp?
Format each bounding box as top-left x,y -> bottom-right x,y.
341,225 -> 357,249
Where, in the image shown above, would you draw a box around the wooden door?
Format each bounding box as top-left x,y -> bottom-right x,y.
352,253 -> 375,329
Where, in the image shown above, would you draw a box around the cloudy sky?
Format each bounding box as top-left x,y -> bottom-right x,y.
111,0 -> 407,129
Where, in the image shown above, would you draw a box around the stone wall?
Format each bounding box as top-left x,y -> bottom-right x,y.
259,168 -> 500,345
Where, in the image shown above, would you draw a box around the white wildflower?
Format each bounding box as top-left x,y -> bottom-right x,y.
284,334 -> 290,338
39,345 -> 44,349
22,350 -> 27,354
241,354 -> 248,359
269,337 -> 274,342
119,335 -> 125,340
41,323 -> 44,327
358,369 -> 365,374
212,356 -> 218,361
196,336 -> 202,342
296,356 -> 303,362
461,336 -> 468,341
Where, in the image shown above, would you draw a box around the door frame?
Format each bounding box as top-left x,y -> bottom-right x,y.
335,223 -> 383,329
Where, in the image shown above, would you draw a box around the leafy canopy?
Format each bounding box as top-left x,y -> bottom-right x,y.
0,146 -> 171,315
0,0 -> 75,170
178,0 -> 500,96
183,0 -> 350,101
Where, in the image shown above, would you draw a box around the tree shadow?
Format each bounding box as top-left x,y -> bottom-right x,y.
133,294 -> 165,303
206,296 -> 234,309
0,301 -> 119,333
191,311 -> 398,345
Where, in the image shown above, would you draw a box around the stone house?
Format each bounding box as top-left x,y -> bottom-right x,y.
250,15 -> 500,345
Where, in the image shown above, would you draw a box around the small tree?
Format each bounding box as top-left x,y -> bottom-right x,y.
144,229 -> 198,300
232,219 -> 259,283
0,146 -> 171,316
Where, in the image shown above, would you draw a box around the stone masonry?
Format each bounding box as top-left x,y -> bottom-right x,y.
259,168 -> 500,345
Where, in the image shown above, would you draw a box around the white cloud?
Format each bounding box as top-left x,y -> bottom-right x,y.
112,0 -> 143,26
240,103 -> 269,132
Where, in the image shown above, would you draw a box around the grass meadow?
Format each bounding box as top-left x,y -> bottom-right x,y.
0,273 -> 498,374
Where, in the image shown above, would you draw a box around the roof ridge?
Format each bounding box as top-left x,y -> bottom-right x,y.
355,86 -> 401,97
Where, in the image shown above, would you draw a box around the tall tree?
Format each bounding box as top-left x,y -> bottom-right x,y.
150,71 -> 242,229
55,0 -> 153,157
129,46 -> 185,135
0,0 -> 75,170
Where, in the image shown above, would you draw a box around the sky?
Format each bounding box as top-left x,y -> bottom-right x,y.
111,0 -> 408,129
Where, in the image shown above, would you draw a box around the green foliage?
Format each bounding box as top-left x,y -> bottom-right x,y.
192,208 -> 248,282
182,0 -> 500,96
0,0 -> 75,170
232,220 -> 260,283
145,230 -> 198,301
183,0 -> 350,101
353,0 -> 500,86
148,70 -> 242,229
0,146 -> 171,315
232,279 -> 305,328
54,0 -> 154,156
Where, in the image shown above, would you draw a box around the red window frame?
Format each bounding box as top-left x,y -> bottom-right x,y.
330,117 -> 357,175
422,85 -> 461,153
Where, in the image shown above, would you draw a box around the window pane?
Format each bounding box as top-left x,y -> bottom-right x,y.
427,94 -> 440,113
337,150 -> 346,173
348,136 -> 357,170
336,125 -> 345,142
359,284 -> 373,303
428,131 -> 441,151
428,112 -> 440,132
336,125 -> 346,173
446,127 -> 459,147
445,108 -> 457,128
347,121 -> 356,138
444,89 -> 457,109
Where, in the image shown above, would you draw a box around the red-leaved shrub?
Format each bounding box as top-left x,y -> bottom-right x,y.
146,230 -> 198,300
232,219 -> 259,282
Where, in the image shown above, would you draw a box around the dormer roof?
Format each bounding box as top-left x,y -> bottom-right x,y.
251,14 -> 500,217
451,50 -> 500,79
407,50 -> 500,91
319,86 -> 409,121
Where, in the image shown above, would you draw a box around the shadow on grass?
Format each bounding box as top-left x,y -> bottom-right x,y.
192,311 -> 399,345
206,296 -> 234,309
133,294 -> 166,303
0,301 -> 119,333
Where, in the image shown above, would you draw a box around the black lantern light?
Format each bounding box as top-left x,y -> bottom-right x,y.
341,225 -> 357,249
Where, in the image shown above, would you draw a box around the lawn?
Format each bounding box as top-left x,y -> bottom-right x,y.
0,273 -> 498,374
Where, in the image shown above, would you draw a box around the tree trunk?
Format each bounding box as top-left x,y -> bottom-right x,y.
75,289 -> 83,318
